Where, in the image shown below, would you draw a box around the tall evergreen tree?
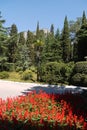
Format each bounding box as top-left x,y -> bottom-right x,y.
8,24 -> 18,63
26,30 -> 35,65
0,12 -> 8,71
77,11 -> 87,61
19,32 -> 25,45
61,16 -> 70,62
50,24 -> 54,36
42,29 -> 62,63
34,39 -> 44,81
54,28 -> 62,61
16,32 -> 30,70
36,21 -> 40,39
82,11 -> 87,27
69,18 -> 82,61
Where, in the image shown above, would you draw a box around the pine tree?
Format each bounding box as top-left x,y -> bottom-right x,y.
61,16 -> 70,62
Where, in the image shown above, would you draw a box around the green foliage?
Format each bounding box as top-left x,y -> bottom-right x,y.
61,16 -> 71,62
15,66 -> 23,72
0,11 -> 87,86
41,62 -> 62,84
0,12 -> 8,71
0,71 -> 9,79
50,24 -> 54,36
61,62 -> 75,83
71,61 -> 87,86
41,62 -> 74,84
71,73 -> 87,87
21,68 -> 37,81
42,32 -> 62,63
21,70 -> 33,80
73,61 -> 87,74
8,24 -> 18,63
4,62 -> 15,71
76,11 -> 87,61
29,66 -> 37,73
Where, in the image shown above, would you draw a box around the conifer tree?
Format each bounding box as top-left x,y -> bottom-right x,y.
61,16 -> 70,62
19,32 -> 25,45
36,21 -> 40,39
82,11 -> 87,27
8,24 -> 18,63
16,32 -> 30,70
26,30 -> 35,65
50,24 -> 54,36
77,11 -> 87,61
0,12 -> 8,71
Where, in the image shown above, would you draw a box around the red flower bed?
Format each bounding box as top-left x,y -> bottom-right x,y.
0,90 -> 87,130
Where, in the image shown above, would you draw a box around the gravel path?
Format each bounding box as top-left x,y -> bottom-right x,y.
0,79 -> 87,100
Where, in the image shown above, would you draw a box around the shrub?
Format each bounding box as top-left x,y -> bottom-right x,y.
0,62 -> 15,71
82,74 -> 87,86
16,66 -> 23,72
71,73 -> 87,86
73,61 -> 87,74
21,70 -> 33,80
0,71 -> 9,79
70,61 -> 87,86
29,66 -> 37,73
71,73 -> 83,86
41,62 -> 74,84
61,62 -> 75,84
41,62 -> 64,84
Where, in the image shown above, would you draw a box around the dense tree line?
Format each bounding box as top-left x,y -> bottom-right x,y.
0,11 -> 87,84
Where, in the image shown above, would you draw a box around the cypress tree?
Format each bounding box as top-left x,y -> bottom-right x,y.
77,11 -> 87,61
17,32 -> 30,70
8,24 -> 18,63
82,11 -> 87,27
26,30 -> 35,65
61,16 -> 70,62
19,32 -> 25,45
36,21 -> 40,39
50,24 -> 54,36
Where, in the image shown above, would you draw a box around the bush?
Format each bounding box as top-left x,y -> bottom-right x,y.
71,73 -> 83,86
21,70 -> 33,80
82,75 -> 87,86
61,62 -> 75,84
41,62 -> 64,84
29,66 -> 37,73
41,62 -> 74,84
73,61 -> 87,74
70,61 -> 87,87
71,73 -> 87,87
0,71 -> 9,79
16,66 -> 23,72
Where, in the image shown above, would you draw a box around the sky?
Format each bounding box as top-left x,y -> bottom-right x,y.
0,0 -> 87,32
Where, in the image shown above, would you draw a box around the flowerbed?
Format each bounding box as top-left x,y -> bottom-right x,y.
0,90 -> 87,130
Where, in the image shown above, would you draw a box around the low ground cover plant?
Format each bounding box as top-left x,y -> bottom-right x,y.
0,91 -> 87,130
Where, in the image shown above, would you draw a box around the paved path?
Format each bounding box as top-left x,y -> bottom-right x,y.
0,80 -> 87,100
